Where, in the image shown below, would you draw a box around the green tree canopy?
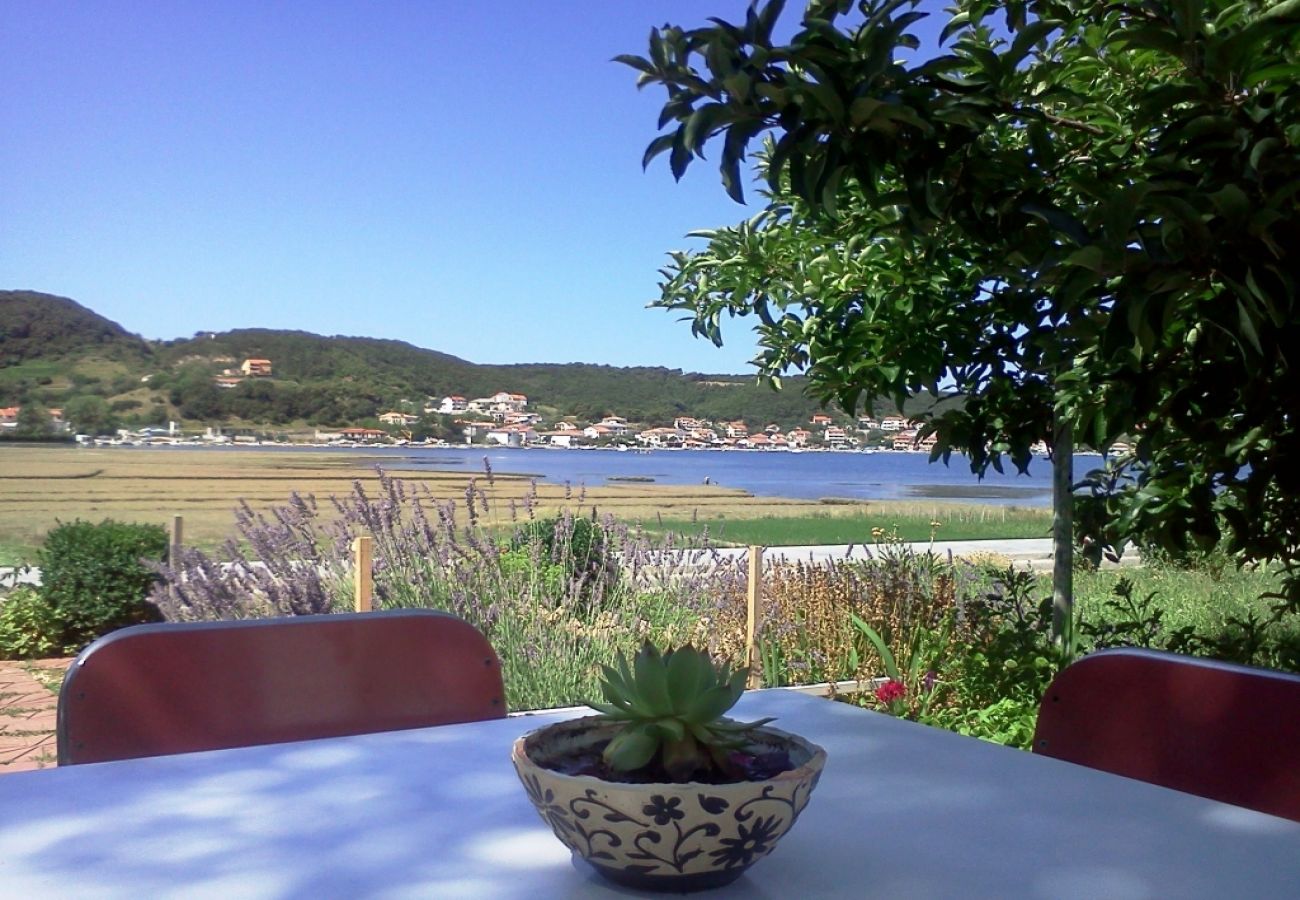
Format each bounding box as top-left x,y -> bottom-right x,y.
624,0 -> 1300,606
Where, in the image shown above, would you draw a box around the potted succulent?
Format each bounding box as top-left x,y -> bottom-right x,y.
512,643 -> 827,892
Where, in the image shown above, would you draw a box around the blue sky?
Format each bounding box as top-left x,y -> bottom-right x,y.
3,1 -> 949,374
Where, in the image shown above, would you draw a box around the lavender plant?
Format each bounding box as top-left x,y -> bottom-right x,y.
149,469 -> 734,711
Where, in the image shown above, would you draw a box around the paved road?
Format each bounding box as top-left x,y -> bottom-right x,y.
659,539 -> 1138,572
0,538 -> 1138,588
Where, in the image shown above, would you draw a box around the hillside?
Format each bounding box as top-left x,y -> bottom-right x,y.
0,290 -> 847,431
0,291 -> 151,365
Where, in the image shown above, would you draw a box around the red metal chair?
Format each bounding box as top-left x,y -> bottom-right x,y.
1033,647 -> 1300,821
57,609 -> 506,765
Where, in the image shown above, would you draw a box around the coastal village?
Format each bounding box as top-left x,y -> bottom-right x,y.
0,355 -> 960,453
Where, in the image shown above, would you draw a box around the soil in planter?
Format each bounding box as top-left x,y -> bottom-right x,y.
543,737 -> 796,785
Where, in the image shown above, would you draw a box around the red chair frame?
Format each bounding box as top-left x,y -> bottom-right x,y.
1033,647 -> 1300,821
57,609 -> 505,765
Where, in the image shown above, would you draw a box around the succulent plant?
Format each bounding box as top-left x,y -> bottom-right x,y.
589,643 -> 773,782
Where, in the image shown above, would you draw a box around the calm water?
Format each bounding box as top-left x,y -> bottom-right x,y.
313,446 -> 1105,507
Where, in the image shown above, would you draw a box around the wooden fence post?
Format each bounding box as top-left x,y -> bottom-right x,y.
353,535 -> 373,612
169,515 -> 183,561
746,545 -> 763,688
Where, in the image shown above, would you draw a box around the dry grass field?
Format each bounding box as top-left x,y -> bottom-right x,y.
0,445 -> 886,562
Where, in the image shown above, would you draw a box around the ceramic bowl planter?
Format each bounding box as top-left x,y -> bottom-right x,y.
513,715 -> 827,893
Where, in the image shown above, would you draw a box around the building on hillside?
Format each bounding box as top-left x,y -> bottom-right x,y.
0,407 -> 19,429
724,421 -> 749,439
857,416 -> 881,430
213,376 -> 244,389
597,417 -> 632,436
584,424 -> 613,441
436,395 -> 468,415
378,411 -> 420,426
786,428 -> 812,447
810,413 -> 833,426
674,416 -> 703,431
490,391 -> 528,412
240,358 -> 273,377
880,415 -> 909,432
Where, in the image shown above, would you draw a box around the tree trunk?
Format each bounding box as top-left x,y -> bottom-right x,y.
1051,416 -> 1074,646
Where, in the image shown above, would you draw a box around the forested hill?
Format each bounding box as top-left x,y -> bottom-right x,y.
0,290 -> 151,366
0,290 -> 848,428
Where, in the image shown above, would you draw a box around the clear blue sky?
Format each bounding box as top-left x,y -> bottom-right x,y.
2,1 -> 949,374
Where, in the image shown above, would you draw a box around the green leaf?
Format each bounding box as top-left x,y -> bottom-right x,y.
641,134 -> 675,170
633,643 -> 673,715
1006,20 -> 1059,69
603,726 -> 658,772
851,614 -> 900,680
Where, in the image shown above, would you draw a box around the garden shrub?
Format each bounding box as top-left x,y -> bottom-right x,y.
39,518 -> 167,649
0,586 -> 68,660
510,512 -> 619,617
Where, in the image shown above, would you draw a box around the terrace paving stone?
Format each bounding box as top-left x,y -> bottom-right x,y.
0,658 -> 70,772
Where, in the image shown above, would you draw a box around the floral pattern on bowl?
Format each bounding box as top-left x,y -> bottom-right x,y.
512,715 -> 826,893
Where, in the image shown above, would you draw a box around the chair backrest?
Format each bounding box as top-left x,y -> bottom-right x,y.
1033,648 -> 1300,821
57,609 -> 506,765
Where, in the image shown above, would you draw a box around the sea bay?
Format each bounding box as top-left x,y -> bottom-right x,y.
337,445 -> 1105,507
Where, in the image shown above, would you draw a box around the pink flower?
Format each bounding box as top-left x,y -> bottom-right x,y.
875,679 -> 906,705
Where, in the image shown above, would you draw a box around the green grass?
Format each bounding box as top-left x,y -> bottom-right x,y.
639,509 -> 1051,546
0,541 -> 32,568
1073,560 -> 1285,634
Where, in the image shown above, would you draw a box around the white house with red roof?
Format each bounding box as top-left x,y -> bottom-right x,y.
637,427 -> 685,448
824,425 -> 851,448
486,424 -> 536,446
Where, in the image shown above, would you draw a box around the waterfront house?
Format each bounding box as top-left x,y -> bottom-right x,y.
486,424 -> 536,447
824,425 -> 851,448
787,428 -> 812,447
637,427 -> 685,448
724,420 -> 749,439
340,427 -> 387,442
540,431 -> 582,448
